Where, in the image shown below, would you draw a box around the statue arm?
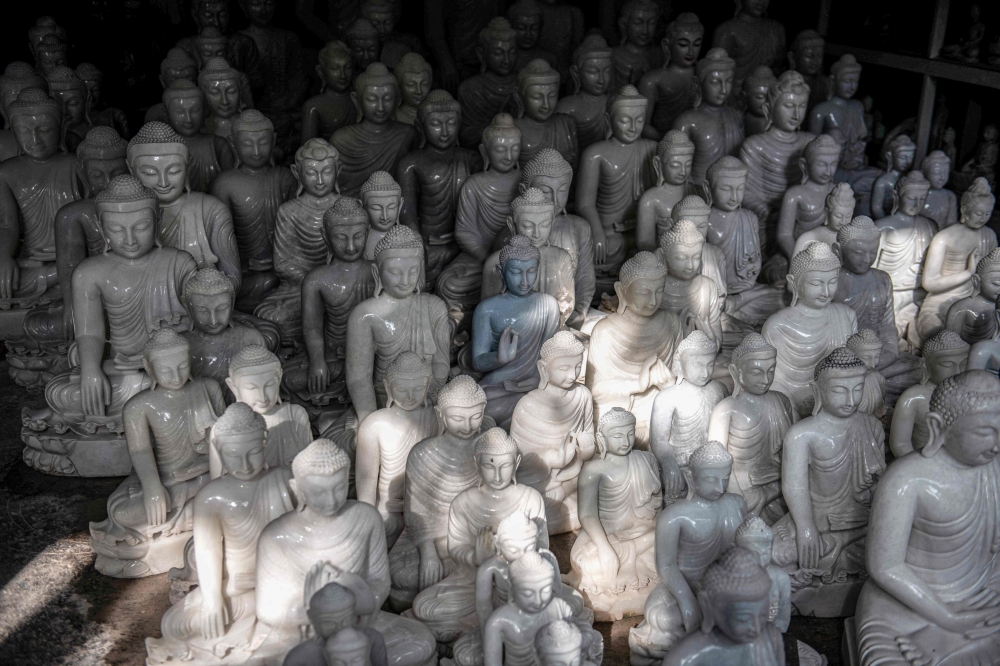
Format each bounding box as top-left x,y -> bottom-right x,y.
345,311 -> 378,424
301,274 -> 328,390
482,614 -> 506,666
870,177 -> 889,219
0,178 -> 21,298
574,149 -> 606,262
123,400 -> 169,526
876,277 -> 900,367
205,199 -> 242,294
192,493 -> 227,637
355,417 -> 381,508
806,109 -> 825,136
922,235 -> 974,293
776,190 -> 800,258
475,559 -> 501,631
708,399 -> 734,449
649,396 -> 683,495
637,75 -> 661,141
573,220 -> 596,314
655,511 -> 700,632
365,510 -> 393,607
781,428 -> 820,569
72,263 -> 110,416
888,391 -> 919,462
430,302 -> 455,394
396,158 -> 421,234
301,102 -> 320,144
471,306 -> 502,372
968,340 -> 1000,371
54,205 -> 89,318
635,192 -> 659,252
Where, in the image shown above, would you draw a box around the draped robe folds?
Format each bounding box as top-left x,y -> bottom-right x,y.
551,214 -> 597,317
833,268 -> 898,361
480,245 -> 575,325
727,393 -> 791,517
514,114 -> 579,171
331,121 -> 418,197
659,275 -> 722,342
706,207 -> 762,294
0,153 -> 80,264
923,188 -> 959,229
762,303 -> 858,417
739,131 -> 815,247
444,0 -> 504,80
158,192 -> 242,293
594,140 -> 657,270
654,382 -> 728,467
186,324 -> 266,385
185,133 -> 228,193
874,216 -> 935,341
370,407 -> 438,528
647,72 -> 699,137
262,402 -> 312,469
712,18 -> 786,90
859,370 -> 886,418
673,105 -> 744,186
557,96 -> 607,151
612,46 -> 662,87
213,167 -> 297,274
457,73 -> 518,148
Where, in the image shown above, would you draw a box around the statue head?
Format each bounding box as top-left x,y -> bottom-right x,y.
507,0 -> 543,50
142,328 -> 192,391
308,582 -> 364,640
231,109 -> 275,169
210,402 -> 267,480
46,66 -> 87,128
482,113 -> 522,174
698,547 -> 772,642
830,54 -> 861,101
846,328 -> 882,371
509,188 -> 555,248
736,515 -> 776,568
800,134 -> 841,186
127,121 -> 190,204
509,551 -> 556,613
883,134 -> 916,173
763,70 -> 809,133
191,0 -> 231,32
812,347 -> 867,417
920,150 -> 951,190
195,26 -> 229,66
317,41 -> 354,94
76,127 -> 129,197
787,242 -> 841,309
159,48 -> 198,91
394,52 -> 431,110
695,48 -> 736,108
597,407 -> 636,458
569,35 -> 613,96
655,130 -> 695,187
618,0 -> 660,48
892,171 -> 931,217
535,620 -> 584,666
383,351 -> 432,411
290,439 -> 352,517
198,57 -> 243,120
372,224 -> 423,298
183,267 -> 235,335
163,80 -> 206,138
353,63 -> 398,125
498,235 -> 541,296
360,0 -> 400,39
742,66 -> 776,120
973,248 -> 1000,303
605,85 -> 647,144
418,89 -> 461,149
922,330 -> 969,386
74,62 -> 102,112
834,215 -> 879,275
522,148 -> 572,213
292,138 -> 340,197
0,63 -> 45,128
324,627 -> 371,666
345,18 -> 380,71
8,87 -> 62,160
324,197 -> 369,262
823,180 -> 855,231
518,59 -> 560,123
477,18 -> 518,77
35,35 -> 68,79
475,427 -> 521,490
614,251 -> 667,316
537,330 -> 585,390
226,345 -> 283,414
960,177 -> 995,230
671,195 -> 711,236
662,12 -> 704,69
685,441 -> 733,500
673,330 -> 718,388
27,17 -> 66,61
926,370 -> 1000,465
739,0 -> 771,17
360,170 -> 402,231
434,375 -> 487,439
95,174 -> 159,259
705,156 -> 748,212
788,29 -> 824,76
729,333 -> 777,397
496,511 -> 540,562
659,219 -> 704,281
240,0 -> 275,26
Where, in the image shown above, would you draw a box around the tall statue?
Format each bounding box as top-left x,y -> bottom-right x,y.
513,59 -> 578,170
673,48 -> 743,186
946,247 -> 1000,343
611,0 -> 662,86
393,53 -> 432,126
198,57 -> 250,140
0,63 -> 46,161
788,30 -> 829,112
75,63 -> 129,139
657,221 -> 724,342
145,49 -> 199,125
457,18 -> 519,149
775,134 -> 842,258
791,181 -> 855,256
556,35 -> 614,152
236,0 -> 307,127
712,0 -> 786,94
870,134 -> 916,219
46,66 -> 93,153
741,66 -> 777,138
921,150 -> 959,229
638,13 -> 703,140
361,171 -> 404,261
507,0 -> 558,75
302,41 -> 355,143
636,130 -> 697,252
330,63 -> 418,197
162,80 -> 236,194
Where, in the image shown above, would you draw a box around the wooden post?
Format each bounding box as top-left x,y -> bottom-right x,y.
915,0 -> 951,163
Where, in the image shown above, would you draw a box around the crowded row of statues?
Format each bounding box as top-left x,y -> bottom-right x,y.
4,3 -> 1000,665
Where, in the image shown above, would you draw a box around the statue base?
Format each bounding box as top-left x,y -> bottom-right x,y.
573,582 -> 653,622
6,340 -> 70,391
90,529 -> 190,578
21,428 -> 131,477
0,307 -> 29,340
791,578 -> 864,618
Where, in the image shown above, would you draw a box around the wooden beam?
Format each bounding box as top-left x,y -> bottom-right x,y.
825,43 -> 1000,90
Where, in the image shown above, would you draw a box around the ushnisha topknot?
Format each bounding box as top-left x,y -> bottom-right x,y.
508,550 -> 552,582
930,370 -> 1000,427
618,252 -> 667,288
836,215 -> 879,245
671,195 -> 711,223
695,48 -> 736,78
229,345 -> 281,374
308,582 -> 355,613
325,196 -> 368,224
666,12 -> 704,39
212,401 -> 266,438
896,170 -> 931,195
437,374 -> 488,409
606,85 -> 647,115
162,79 -> 203,105
8,87 -> 60,118
921,149 -> 951,171
731,332 -> 777,364
295,137 -> 339,163
184,267 -> 235,298
961,176 -> 996,211
318,40 -> 352,67
373,224 -> 423,261
539,330 -> 585,362
361,170 -> 401,195
160,47 -> 197,76
789,241 -> 841,278
846,328 -> 881,349
830,53 -> 862,77
660,219 -> 703,248
511,187 -> 553,214
475,427 -> 519,457
804,134 -> 842,162
0,65 -> 45,95
507,0 -> 542,19
535,620 -> 583,654
791,28 -> 824,51
976,247 -> 1000,276
482,112 -> 521,145
498,234 -> 541,266
735,515 -> 773,542
394,52 -> 432,78
3,62 -> 40,80
496,510 -> 538,544
232,109 -> 274,134
572,34 -> 613,67
598,406 -> 636,432
706,155 -> 749,182
826,181 -> 856,212
418,89 -> 461,122
814,347 -> 867,381
885,133 -> 915,157
702,546 -> 773,601
522,148 -> 572,183
744,65 -> 776,91
922,329 -> 970,355
95,174 -> 158,214
127,121 -> 188,161
77,126 -> 128,162
198,57 -> 240,87
324,627 -> 370,656
143,328 -> 189,357
677,330 -> 718,355
480,17 -> 517,45
766,70 -> 810,108
689,440 -> 734,468
354,62 -> 397,94
384,351 -> 431,382
518,59 -> 560,89
656,129 -> 695,158
46,66 -> 86,92
292,438 -> 351,479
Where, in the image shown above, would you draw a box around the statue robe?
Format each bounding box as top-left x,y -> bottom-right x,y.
726,393 -> 793,517
595,139 -> 657,235
186,324 -> 266,386
673,105 -> 744,185
874,216 -> 935,341
659,275 -> 723,343
551,213 -> 597,319
556,95 -> 608,151
212,167 -> 297,275
457,73 -> 518,148
262,402 -> 312,469
514,114 -> 579,171
739,130 -> 816,239
859,370 -> 886,418
612,45 -> 662,87
706,206 -> 762,295
369,407 -> 438,530
158,192 -> 242,293
834,268 -> 898,360
331,121 -> 418,197
240,25 -> 306,115
644,71 -> 699,137
0,153 -> 80,263
923,188 -> 959,229
712,17 -> 786,91
481,245 -> 575,326
185,133 -> 232,193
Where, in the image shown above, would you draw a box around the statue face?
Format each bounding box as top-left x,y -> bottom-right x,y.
663,240 -> 702,280
794,42 -> 824,76
216,432 -> 266,480
738,536 -> 774,568
295,468 -> 350,517
377,255 -> 421,298
834,71 -> 860,100
512,573 -> 555,613
609,102 -> 646,144
11,113 -> 61,160
511,13 -> 542,49
438,403 -> 486,439
891,147 -> 915,172
228,365 -> 281,413
712,597 -> 770,644
942,409 -> 1000,466
36,48 -> 68,78
742,0 -> 770,17
745,83 -> 769,117
484,39 -> 517,77
691,464 -> 730,500
600,421 -> 635,457
735,355 -> 776,395
364,9 -> 396,38
667,30 -> 703,68
923,161 -> 949,189
659,151 -> 693,186
195,1 -> 230,31
308,606 -> 355,639
163,65 -> 199,88
101,209 -> 157,259
792,268 -> 838,309
839,238 -> 878,274
926,350 -> 967,385
528,174 -> 570,213
82,157 -> 129,196
197,41 -> 227,63
362,192 -> 401,230
387,373 -> 430,410
477,452 -> 517,490
770,92 -> 808,133
498,534 -> 536,563
852,344 -> 881,371
679,350 -> 715,387
978,266 -> 1000,302
399,71 -> 430,109
544,353 -> 583,390
296,157 -> 338,198
350,38 -> 380,70
816,368 -> 865,417
423,110 -> 459,149
805,150 -> 839,186
514,210 -> 554,247
623,277 -> 664,316
202,77 -> 241,118
576,56 -> 612,96
503,257 -> 540,296
53,89 -> 86,125
328,222 -> 368,262
234,128 -> 274,169
538,647 -> 581,666
897,188 -> 928,217
485,135 -> 521,173
321,55 -> 354,94
243,0 -> 275,24
826,203 -> 854,233
523,83 -> 558,122
701,69 -> 734,107
148,346 -> 192,391
962,200 -> 993,229
709,174 -> 746,212
132,153 -> 187,204
187,292 -> 234,335
359,84 -> 398,124
166,96 -> 206,137
623,8 -> 658,47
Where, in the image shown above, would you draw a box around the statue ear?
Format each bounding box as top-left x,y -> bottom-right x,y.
613,281 -> 627,314
224,375 -> 237,396
384,379 -> 394,407
513,92 -> 525,119
761,99 -> 772,132
595,430 -> 607,458
142,357 -> 156,389
831,242 -> 842,261
537,361 -> 549,389
290,162 -> 304,197
228,134 -> 240,168
786,273 -> 798,307
434,405 -> 446,435
414,116 -> 427,149
476,45 -> 486,74
701,181 -> 713,207
603,112 -> 613,141
890,189 -> 900,216
661,37 -> 671,62
683,467 -> 697,500
810,382 -> 823,416
208,430 -> 224,479
652,155 -> 664,187
697,591 -> 715,634
315,63 -> 326,92
972,273 -> 982,294
922,411 -> 947,457
371,263 -> 383,297
518,182 -> 528,196
799,157 -> 809,185
479,144 -> 489,169
728,363 -> 741,397
351,91 -> 363,123
569,65 -> 581,95
513,452 -> 522,485
506,215 -> 516,237
289,478 -> 303,510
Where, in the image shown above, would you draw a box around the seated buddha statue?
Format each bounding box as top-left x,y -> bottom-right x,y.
657,221 -> 723,343
344,18 -> 381,73
776,134 -> 843,259
162,80 -> 235,193
791,181 -> 855,256
946,247 -> 1000,343
846,329 -> 887,419
921,150 -> 959,229
870,134 -> 916,220
555,36 -> 613,152
670,194 -> 728,299
0,62 -> 46,161
637,13 -> 703,141
75,62 -> 130,139
611,0 -> 662,86
46,66 -> 93,153
513,59 -> 577,169
635,130 -> 697,252
736,515 -> 792,632
301,41 -> 355,143
711,0 -> 786,93
361,171 -> 404,261
198,57 -> 251,140
392,53 -> 432,127
144,48 -> 199,125
507,0 -> 559,73
457,18 -> 519,149
788,30 -> 829,113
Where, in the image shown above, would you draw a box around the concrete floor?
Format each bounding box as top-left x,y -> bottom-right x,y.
0,361 -> 844,665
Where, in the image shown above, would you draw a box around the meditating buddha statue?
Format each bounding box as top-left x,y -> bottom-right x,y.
301,41 -> 355,143
360,0 -> 423,75
555,36 -> 613,152
921,150 -> 959,229
611,0 -> 663,86
513,59 -> 577,170
75,62 -> 130,139
145,49 -> 199,125
776,134 -> 842,259
637,13 -> 703,141
672,194 -> 729,300
345,18 -> 381,73
788,30 -> 829,113
636,130 -> 697,252
711,0 -> 786,94
870,134 -> 916,220
393,53 -> 433,127
536,0 -> 585,77
946,247 -> 1000,343
457,18 -> 519,149
791,181 -> 855,256
162,80 -> 235,194
0,62 -> 46,161
742,66 -> 777,138
198,57 -> 250,140
361,171 -> 404,261
737,515 -> 792,632
46,66 -> 93,153
846,329 -> 887,418
657,221 -> 724,343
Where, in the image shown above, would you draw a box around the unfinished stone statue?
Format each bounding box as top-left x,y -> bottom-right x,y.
636,130 -> 697,252
301,41 -> 355,142
791,181 -> 855,257
869,134 -> 916,220
946,247 -> 1000,343
637,13 -> 703,140
556,36 -> 613,152
776,134 -> 842,259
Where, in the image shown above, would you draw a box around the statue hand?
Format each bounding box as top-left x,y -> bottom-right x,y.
596,542 -> 619,585
144,481 -> 169,527
663,465 -> 684,498
475,527 -> 494,565
80,367 -> 111,417
592,227 -> 608,265
678,596 -> 702,634
200,594 -> 229,640
308,360 -> 329,395
497,326 -> 519,365
796,523 -> 821,570
418,542 -> 444,589
968,251 -> 981,272
0,254 -> 18,300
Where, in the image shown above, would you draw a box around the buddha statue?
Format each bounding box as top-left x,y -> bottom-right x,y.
145,48 -> 199,124
536,0 -> 585,76
345,18 -> 381,73
846,329 -> 887,418
457,18 -> 519,149
252,440 -> 437,665
472,235 -> 560,426
809,55 -> 872,192
638,13 -> 703,140
636,130 -> 697,252
194,27 -> 234,74
921,149 -> 959,228
788,30 -> 829,113
535,620 -> 595,666
331,63 -> 418,197
556,36 -> 614,153
324,628 -> 374,666
509,331 -> 596,534
770,348 -> 885,615
855,371 -> 1000,665
397,89 -> 482,290
742,66 -> 777,138
661,547 -> 784,666
175,0 -> 262,91
162,80 -> 236,193
657,222 -> 724,343
423,0 -> 502,89
915,177 -> 998,346
46,66 -> 92,153
711,0 -> 786,94
629,441 -> 747,664
253,138 -> 340,345
870,134 -> 916,219
791,181 -> 855,256
946,247 -> 1000,343
355,352 -> 437,546
89,329 -> 226,578
762,242 -> 858,417
361,0 -> 424,71
346,224 -> 453,424
236,0 -> 307,124
198,57 -> 249,139
145,403 -> 294,665
611,0 -> 662,86
576,85 -> 657,276
673,193 -> 729,300
393,53 -> 432,126
27,17 -> 66,73
737,516 -> 791,632
566,407 -> 662,622
33,34 -> 69,80
673,48 -> 743,186
357,172 -> 403,263
775,134 -> 842,259
0,63 -> 46,161
513,59 -> 578,170
708,333 -> 794,522
301,41 -> 355,143
507,0 -> 558,73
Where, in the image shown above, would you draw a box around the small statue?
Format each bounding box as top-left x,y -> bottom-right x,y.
345,18 -> 381,72
361,170 -> 403,260
567,408 -> 662,621
709,333 -> 794,521
509,331 -> 596,534
90,329 -> 225,578
282,579 -> 387,666
946,248 -> 1000,343
162,80 -> 236,194
870,134 -> 916,219
507,0 -> 559,73
629,441 -> 747,664
791,181 -> 855,256
331,63 -> 418,197
534,620 -> 598,666
33,34 -> 69,80
638,13 -> 704,140
776,134 -> 842,259
915,177 -> 998,346
301,41 -> 355,143
920,150 -> 959,229
144,48 -> 199,125
741,66 -> 777,138
611,0 -> 663,87
457,18 -> 519,149
846,329 -> 887,418
423,0 -> 504,88
587,252 -> 681,444
392,53 -> 432,126
942,3 -> 985,62
855,371 -> 1000,666
673,48 -> 744,186
396,89 -> 482,290
174,0 -> 261,90
809,55 -> 870,188
636,130 -> 697,252
0,63 -> 46,161
711,0 -> 786,94
942,126 -> 959,167
45,66 -> 92,153
661,547 -> 784,666
657,222 -> 724,342
556,35 -> 614,152
254,138 -> 341,345
360,0 -> 424,71
513,59 -> 578,170
737,516 -> 792,632
236,0 -> 308,122
956,123 -> 998,189
198,57 -> 249,139
763,242 -> 858,417
788,30 -> 830,112
145,403 -> 294,665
